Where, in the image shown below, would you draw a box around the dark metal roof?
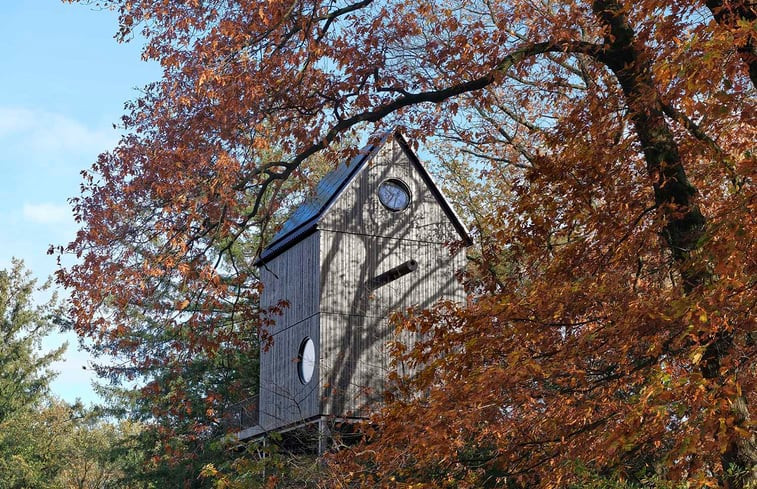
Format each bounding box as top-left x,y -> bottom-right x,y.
256,130 -> 471,264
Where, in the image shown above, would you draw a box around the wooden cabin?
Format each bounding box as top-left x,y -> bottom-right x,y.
240,130 -> 471,442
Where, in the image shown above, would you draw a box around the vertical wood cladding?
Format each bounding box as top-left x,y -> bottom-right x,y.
318,138 -> 466,417
319,138 -> 461,244
258,134 -> 468,431
258,233 -> 321,429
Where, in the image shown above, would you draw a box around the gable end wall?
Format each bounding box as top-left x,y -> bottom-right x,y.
317,138 -> 467,417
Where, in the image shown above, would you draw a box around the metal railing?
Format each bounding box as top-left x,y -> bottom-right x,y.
224,395 -> 260,431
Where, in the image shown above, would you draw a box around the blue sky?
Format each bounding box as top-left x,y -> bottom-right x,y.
0,2 -> 159,404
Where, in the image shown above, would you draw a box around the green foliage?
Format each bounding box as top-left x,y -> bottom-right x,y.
0,260 -> 150,489
201,434 -> 323,489
0,399 -> 151,489
570,463 -> 691,489
0,259 -> 65,488
0,259 -> 65,423
57,408 -> 149,489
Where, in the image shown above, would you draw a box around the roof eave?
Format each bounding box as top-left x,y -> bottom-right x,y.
393,132 -> 474,246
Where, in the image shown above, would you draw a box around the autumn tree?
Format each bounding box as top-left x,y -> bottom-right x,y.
56,126 -> 335,485
60,0 -> 754,487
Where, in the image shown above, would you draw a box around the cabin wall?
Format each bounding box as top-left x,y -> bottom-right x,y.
318,232 -> 465,416
258,232 -> 321,430
258,135 -> 469,430
317,137 -> 467,417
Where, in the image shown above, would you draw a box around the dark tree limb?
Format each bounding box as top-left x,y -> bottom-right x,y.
591,2 -> 755,487
592,0 -> 707,293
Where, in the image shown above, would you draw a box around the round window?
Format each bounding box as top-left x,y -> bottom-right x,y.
297,337 -> 316,384
377,179 -> 411,212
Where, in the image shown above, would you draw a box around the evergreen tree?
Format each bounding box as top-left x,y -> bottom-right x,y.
0,259 -> 65,488
0,259 -> 65,423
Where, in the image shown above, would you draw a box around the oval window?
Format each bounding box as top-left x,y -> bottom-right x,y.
298,337 -> 316,384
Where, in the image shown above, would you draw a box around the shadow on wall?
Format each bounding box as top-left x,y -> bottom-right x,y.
317,144 -> 464,417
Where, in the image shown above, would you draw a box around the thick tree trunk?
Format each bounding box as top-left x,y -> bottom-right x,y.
592,0 -> 707,292
705,0 -> 757,88
591,2 -> 756,487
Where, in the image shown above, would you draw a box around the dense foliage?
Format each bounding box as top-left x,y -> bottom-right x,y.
58,0 -> 754,487
0,260 -> 146,488
0,399 -> 148,489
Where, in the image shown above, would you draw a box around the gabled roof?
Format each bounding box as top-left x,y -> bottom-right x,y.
256,130 -> 472,264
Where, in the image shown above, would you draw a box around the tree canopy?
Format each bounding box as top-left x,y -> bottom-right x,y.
0,260 -> 150,489
58,0 -> 755,487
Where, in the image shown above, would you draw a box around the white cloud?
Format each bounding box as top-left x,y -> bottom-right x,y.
0,107 -> 119,160
23,202 -> 71,224
0,107 -> 35,133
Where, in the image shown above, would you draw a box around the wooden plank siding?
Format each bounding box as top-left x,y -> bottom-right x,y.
258,232 -> 321,429
318,138 -> 462,244
317,138 -> 466,417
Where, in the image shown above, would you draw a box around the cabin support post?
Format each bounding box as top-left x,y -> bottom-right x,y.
317,417 -> 330,455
